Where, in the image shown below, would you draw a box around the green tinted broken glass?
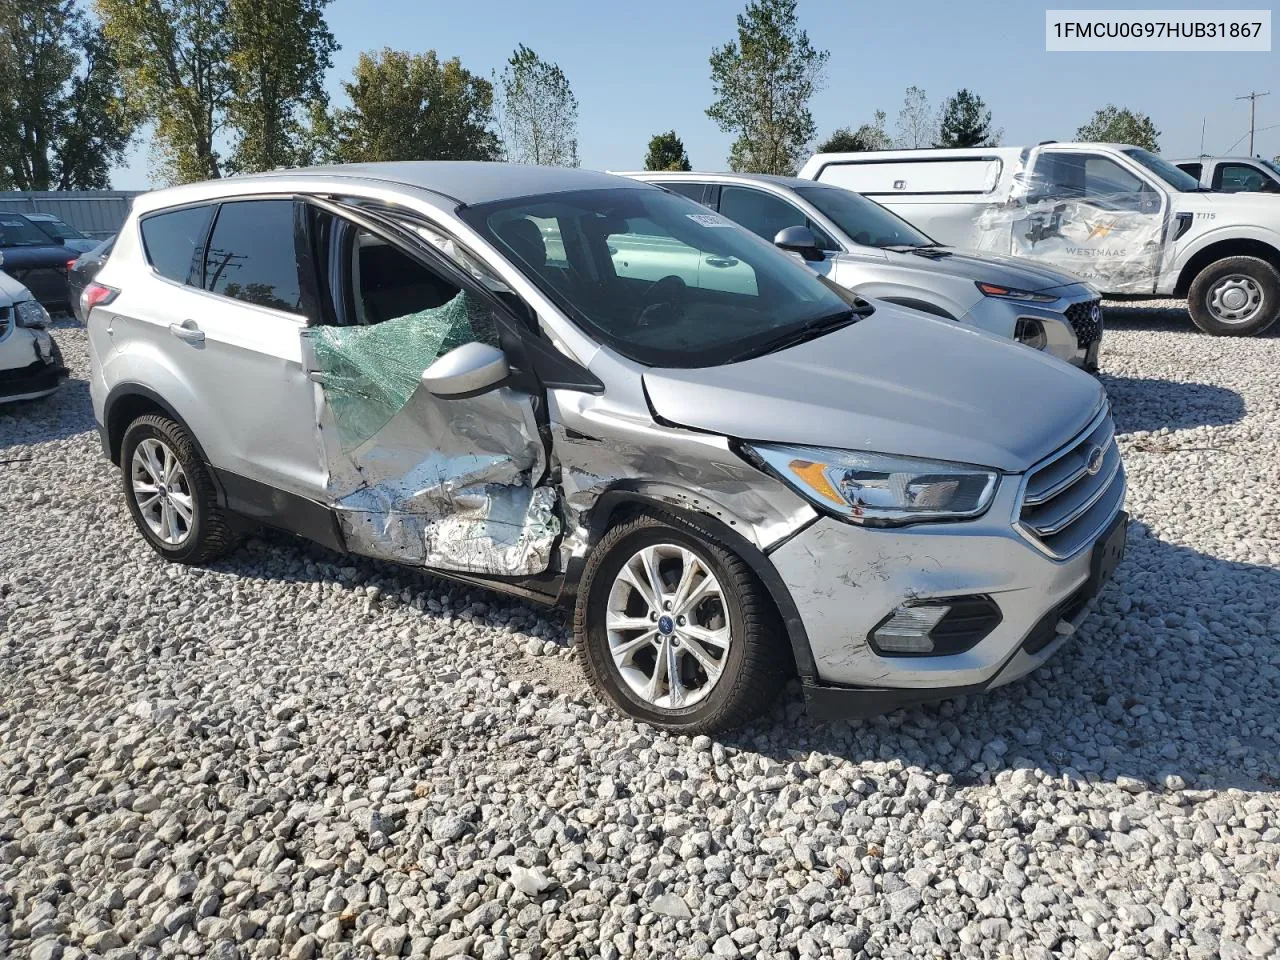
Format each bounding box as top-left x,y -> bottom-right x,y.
311,291 -> 497,452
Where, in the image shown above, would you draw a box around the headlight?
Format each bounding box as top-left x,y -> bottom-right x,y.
748,444 -> 998,526
15,300 -> 50,329
976,281 -> 1058,304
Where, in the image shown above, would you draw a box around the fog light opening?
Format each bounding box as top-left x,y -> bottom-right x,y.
872,604 -> 951,654
1014,317 -> 1047,351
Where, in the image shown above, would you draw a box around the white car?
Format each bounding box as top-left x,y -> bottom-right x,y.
0,269 -> 64,403
800,142 -> 1280,336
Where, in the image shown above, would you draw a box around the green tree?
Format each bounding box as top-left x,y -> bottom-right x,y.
1076,105 -> 1160,151
495,45 -> 578,166
644,130 -> 691,171
936,89 -> 1000,147
0,0 -> 136,189
225,0 -> 337,173
893,86 -> 936,149
817,113 -> 892,153
97,0 -> 235,183
327,49 -> 500,163
706,0 -> 828,175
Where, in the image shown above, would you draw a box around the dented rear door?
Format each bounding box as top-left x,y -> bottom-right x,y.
296,198 -> 560,576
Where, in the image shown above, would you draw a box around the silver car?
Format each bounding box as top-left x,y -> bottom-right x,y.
627,171 -> 1104,369
86,162 -> 1127,732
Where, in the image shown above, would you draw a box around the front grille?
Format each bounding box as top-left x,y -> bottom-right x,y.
1064,298 -> 1103,347
1017,406 -> 1125,558
0,306 -> 11,339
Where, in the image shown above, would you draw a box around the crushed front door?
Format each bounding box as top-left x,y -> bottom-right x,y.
298,201 -> 560,577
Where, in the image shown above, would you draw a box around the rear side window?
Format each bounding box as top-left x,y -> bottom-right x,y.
203,200 -> 302,313
140,206 -> 214,285
1176,162 -> 1203,180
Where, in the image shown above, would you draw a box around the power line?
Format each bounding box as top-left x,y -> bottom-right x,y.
1235,90 -> 1270,155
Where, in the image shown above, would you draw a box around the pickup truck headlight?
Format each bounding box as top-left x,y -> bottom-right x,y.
747,444 -> 998,526
15,300 -> 50,329
976,281 -> 1059,304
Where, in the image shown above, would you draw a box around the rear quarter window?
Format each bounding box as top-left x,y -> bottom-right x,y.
140,206 -> 214,286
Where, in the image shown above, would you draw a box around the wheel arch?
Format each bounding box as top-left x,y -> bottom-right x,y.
572,487 -> 820,683
1174,237 -> 1280,297
103,383 -> 227,504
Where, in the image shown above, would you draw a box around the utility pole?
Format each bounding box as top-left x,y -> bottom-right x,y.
1235,90 -> 1270,155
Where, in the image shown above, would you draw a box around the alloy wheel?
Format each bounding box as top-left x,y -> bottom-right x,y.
605,543 -> 733,709
131,437 -> 194,546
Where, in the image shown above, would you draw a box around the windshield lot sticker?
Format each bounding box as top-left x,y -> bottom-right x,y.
686,213 -> 735,228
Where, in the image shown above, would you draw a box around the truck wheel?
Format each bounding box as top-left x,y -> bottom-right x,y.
120,414 -> 238,565
574,511 -> 790,733
1187,256 -> 1280,336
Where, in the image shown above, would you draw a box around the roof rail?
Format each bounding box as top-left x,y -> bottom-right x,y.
1037,140 -> 1057,146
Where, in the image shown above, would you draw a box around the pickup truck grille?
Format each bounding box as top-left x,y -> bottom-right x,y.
1017,406 -> 1125,559
0,306 -> 11,340
1064,299 -> 1104,347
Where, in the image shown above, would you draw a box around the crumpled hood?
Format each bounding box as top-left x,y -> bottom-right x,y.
885,246 -> 1087,291
643,306 -> 1105,472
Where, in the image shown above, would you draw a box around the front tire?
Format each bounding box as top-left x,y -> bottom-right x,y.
574,511 -> 789,733
1187,256 -> 1280,336
120,414 -> 236,565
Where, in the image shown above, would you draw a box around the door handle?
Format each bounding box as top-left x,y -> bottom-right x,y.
168,321 -> 205,344
705,257 -> 738,268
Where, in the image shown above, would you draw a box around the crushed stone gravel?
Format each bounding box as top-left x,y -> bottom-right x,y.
1,304 -> 1278,960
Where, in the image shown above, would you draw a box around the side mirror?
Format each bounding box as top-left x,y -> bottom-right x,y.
421,342 -> 509,398
53,236 -> 66,246
773,225 -> 825,262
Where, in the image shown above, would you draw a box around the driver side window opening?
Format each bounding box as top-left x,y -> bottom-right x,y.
1032,153 -> 1154,207
309,208 -> 498,348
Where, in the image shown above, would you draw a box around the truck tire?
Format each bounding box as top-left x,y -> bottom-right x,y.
1187,256 -> 1280,336
574,510 -> 790,733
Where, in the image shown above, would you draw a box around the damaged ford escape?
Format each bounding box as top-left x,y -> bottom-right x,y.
87,163 -> 1127,733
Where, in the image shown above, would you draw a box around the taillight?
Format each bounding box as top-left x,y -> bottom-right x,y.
66,259 -> 78,271
82,282 -> 120,316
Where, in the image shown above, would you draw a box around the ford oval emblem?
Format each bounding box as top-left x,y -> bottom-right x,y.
1085,445 -> 1105,476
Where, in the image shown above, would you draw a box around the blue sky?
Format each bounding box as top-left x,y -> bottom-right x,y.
113,0 -> 1280,188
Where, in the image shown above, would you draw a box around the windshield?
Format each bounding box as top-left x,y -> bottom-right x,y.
461,187 -> 861,367
31,216 -> 85,240
795,185 -> 935,248
0,216 -> 57,247
1122,148 -> 1201,191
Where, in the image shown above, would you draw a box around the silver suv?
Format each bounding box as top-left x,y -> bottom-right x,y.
627,171 -> 1104,369
87,162 -> 1127,732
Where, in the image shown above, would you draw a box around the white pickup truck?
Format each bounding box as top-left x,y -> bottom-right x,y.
799,142 -> 1280,336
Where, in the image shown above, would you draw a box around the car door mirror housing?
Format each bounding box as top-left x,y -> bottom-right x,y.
773,225 -> 824,262
421,342 -> 510,398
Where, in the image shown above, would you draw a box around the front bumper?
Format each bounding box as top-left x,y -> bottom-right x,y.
0,332 -> 65,402
769,474 -> 1125,715
963,284 -> 1102,369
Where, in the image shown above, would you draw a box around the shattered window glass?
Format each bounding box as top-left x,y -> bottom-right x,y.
308,213 -> 501,451
311,290 -> 499,452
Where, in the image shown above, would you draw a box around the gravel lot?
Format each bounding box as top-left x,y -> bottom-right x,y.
2,304 -> 1278,960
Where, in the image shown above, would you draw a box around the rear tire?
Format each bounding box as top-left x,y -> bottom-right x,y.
1186,256 -> 1280,336
120,414 -> 237,565
574,510 -> 790,733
